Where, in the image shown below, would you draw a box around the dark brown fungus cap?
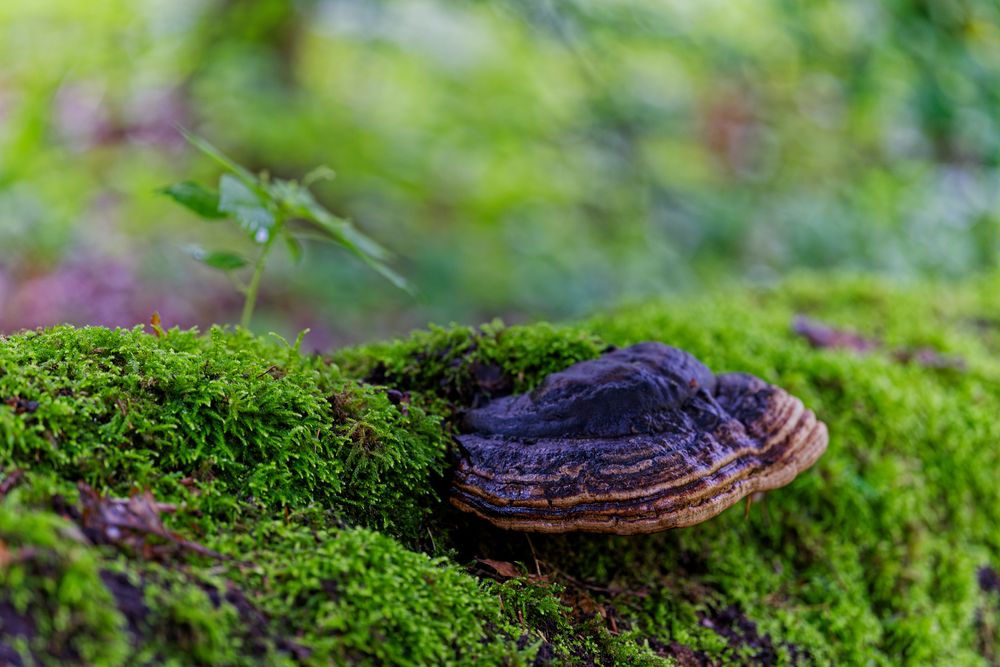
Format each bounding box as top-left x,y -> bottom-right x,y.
451,342 -> 828,534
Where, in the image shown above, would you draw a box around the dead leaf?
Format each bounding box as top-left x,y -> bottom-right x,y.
793,315 -> 965,371
478,558 -> 522,579
150,311 -> 164,337
0,469 -> 25,499
76,483 -> 224,561
891,346 -> 966,371
792,316 -> 878,352
3,398 -> 39,415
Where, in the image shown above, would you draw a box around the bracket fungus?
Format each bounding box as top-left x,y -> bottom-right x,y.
451,342 -> 828,534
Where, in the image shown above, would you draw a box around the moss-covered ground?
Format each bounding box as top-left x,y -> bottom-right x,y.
1,273 -> 999,665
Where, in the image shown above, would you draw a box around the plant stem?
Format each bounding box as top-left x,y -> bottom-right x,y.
241,234 -> 276,329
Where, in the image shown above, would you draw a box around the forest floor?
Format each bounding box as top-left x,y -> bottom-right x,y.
1,273 -> 999,665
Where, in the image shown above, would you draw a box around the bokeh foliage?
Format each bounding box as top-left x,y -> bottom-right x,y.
1,0 -> 999,337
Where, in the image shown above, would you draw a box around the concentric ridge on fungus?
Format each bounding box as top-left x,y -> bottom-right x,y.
451,342 -> 828,534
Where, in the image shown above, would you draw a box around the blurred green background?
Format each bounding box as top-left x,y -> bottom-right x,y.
2,0 -> 999,348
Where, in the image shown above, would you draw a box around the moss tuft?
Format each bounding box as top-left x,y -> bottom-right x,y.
335,320 -> 606,407
216,521 -> 525,666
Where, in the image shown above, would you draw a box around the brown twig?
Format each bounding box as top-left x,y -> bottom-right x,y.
0,469 -> 25,499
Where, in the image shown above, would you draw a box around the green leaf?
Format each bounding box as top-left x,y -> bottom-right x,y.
269,178 -> 411,293
311,208 -> 392,261
179,128 -> 258,187
200,251 -> 249,270
360,253 -> 412,292
273,181 -> 391,260
185,245 -> 248,271
283,231 -> 304,263
219,174 -> 276,242
159,181 -> 225,219
302,165 -> 336,187
308,212 -> 411,293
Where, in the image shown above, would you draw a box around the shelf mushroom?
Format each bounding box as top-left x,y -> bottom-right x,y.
451,342 -> 828,534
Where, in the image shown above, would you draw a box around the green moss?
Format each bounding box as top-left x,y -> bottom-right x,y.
489,578 -> 665,665
0,324 -> 446,540
2,273 -> 1000,664
335,320 -> 606,404
215,521 -> 520,666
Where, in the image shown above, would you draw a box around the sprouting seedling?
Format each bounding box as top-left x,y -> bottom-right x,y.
159,129 -> 410,329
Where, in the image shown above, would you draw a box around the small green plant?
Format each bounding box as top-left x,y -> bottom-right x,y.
161,130 -> 410,328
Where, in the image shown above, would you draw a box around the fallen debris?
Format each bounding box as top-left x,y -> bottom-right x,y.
792,316 -> 878,352
478,558 -> 523,580
891,346 -> 966,371
70,483 -> 226,561
793,316 -> 965,370
647,638 -> 717,667
0,469 -> 25,500
3,397 -> 40,414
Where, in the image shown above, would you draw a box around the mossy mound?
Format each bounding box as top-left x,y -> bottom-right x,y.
2,273 -> 1000,665
0,325 -> 445,540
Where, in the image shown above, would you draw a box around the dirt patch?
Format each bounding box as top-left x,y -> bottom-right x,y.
647,637 -> 717,667
98,567 -> 310,662
0,599 -> 34,666
977,565 -> 999,664
365,337 -> 514,409
99,569 -> 149,641
978,566 -> 999,594
698,604 -> 808,665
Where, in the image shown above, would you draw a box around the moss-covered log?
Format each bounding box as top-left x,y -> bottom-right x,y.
1,274 -> 999,665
